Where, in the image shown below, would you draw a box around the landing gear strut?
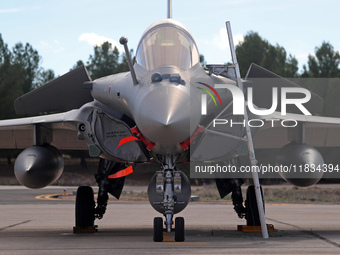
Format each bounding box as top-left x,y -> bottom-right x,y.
94,159 -> 122,219
215,174 -> 266,226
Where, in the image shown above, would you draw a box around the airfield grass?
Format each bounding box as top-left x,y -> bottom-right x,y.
261,186 -> 340,204
119,185 -> 340,204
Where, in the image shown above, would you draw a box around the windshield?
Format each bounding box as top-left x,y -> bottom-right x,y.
136,24 -> 200,71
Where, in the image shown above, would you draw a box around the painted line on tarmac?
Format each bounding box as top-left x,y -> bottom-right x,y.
0,220 -> 31,231
267,217 -> 340,248
35,193 -> 75,201
35,194 -> 147,203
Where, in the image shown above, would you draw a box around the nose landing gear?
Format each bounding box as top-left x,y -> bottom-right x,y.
148,156 -> 190,242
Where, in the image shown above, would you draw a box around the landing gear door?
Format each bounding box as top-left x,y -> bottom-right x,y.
91,109 -> 150,162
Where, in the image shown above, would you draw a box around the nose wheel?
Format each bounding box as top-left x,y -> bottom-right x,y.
153,216 -> 185,242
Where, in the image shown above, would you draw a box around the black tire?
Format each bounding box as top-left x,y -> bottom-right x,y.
175,217 -> 185,242
153,217 -> 163,242
245,185 -> 264,226
75,186 -> 95,228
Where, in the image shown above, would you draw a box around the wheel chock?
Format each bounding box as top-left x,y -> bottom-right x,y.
73,225 -> 98,234
237,224 -> 275,233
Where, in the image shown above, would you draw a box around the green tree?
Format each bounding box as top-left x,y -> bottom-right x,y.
33,69 -> 55,89
200,54 -> 206,68
86,42 -> 120,79
236,31 -> 268,77
12,42 -> 41,93
0,63 -> 25,119
302,42 -> 340,78
285,54 -> 299,78
70,60 -> 85,71
73,41 -> 131,79
0,35 -> 25,119
116,49 -> 134,73
0,34 -> 11,65
0,34 -> 52,119
236,31 -> 299,78
300,42 -> 340,117
261,44 -> 287,75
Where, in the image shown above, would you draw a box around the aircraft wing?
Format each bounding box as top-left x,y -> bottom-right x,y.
242,63 -> 340,149
0,110 -> 87,150
0,65 -> 94,151
253,112 -> 340,149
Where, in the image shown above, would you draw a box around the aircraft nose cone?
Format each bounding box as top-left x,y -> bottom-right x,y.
134,86 -> 200,153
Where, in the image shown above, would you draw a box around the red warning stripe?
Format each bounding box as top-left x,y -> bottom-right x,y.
115,136 -> 140,153
108,165 -> 134,179
131,126 -> 155,151
180,125 -> 204,151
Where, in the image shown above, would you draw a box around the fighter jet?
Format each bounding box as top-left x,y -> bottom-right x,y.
1,0 -> 340,242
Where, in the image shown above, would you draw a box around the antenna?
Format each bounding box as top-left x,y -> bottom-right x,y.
167,0 -> 172,19
119,37 -> 138,85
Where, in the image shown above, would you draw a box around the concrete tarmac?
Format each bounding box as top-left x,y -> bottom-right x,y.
0,186 -> 339,254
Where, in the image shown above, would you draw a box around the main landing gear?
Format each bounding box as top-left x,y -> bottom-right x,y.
74,156 -> 190,242
148,155 -> 191,242
216,177 -> 265,227
74,158 -> 125,233
74,156 -> 265,239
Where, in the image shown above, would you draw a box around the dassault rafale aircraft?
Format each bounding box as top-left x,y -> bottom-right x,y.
1,0 -> 340,242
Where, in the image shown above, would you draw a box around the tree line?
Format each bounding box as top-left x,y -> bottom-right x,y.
70,41 -> 131,80
0,31 -> 340,120
235,31 -> 340,117
0,34 -> 55,119
236,31 -> 340,78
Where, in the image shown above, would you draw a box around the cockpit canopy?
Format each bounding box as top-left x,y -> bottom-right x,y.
136,19 -> 200,71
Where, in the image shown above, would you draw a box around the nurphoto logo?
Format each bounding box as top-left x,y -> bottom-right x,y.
198,82 -> 312,128
201,84 -> 312,116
